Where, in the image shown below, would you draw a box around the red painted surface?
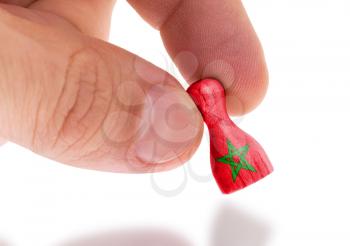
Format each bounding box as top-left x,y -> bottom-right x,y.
187,79 -> 273,194
233,156 -> 240,164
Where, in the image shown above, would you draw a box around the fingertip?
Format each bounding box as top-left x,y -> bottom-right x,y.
226,57 -> 269,116
155,0 -> 269,116
131,83 -> 204,169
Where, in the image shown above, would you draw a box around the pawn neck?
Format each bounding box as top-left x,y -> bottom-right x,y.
187,79 -> 230,127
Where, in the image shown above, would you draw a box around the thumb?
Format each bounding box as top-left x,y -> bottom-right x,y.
0,6 -> 203,172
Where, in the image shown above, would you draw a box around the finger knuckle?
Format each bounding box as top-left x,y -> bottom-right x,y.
41,48 -> 113,159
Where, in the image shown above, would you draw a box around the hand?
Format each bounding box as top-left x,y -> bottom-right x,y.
0,0 -> 268,173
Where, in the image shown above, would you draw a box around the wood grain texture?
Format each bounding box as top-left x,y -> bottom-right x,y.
187,79 -> 273,194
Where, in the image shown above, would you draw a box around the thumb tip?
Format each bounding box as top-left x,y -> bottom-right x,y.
132,84 -> 203,168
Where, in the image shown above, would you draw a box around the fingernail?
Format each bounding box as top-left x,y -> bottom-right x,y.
134,85 -> 202,164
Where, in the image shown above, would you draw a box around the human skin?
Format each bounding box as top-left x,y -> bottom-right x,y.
0,0 -> 268,173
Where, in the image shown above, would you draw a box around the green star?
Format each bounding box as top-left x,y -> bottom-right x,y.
216,139 -> 256,182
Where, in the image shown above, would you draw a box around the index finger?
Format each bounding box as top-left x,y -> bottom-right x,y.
128,0 -> 268,115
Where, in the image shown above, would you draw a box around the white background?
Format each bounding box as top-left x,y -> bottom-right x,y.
1,0 -> 350,245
